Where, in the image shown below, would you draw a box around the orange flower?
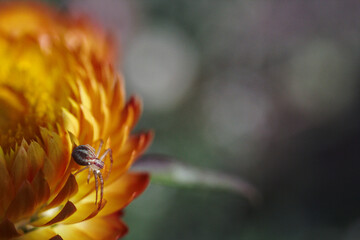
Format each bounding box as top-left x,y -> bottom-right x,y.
0,2 -> 152,239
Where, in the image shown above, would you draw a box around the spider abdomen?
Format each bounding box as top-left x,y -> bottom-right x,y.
72,145 -> 97,166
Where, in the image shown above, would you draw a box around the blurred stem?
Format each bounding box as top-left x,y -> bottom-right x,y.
132,154 -> 262,206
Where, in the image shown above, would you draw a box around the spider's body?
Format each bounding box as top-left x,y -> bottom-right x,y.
72,141 -> 113,209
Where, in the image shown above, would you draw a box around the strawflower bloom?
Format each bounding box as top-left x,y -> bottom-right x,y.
0,2 -> 153,239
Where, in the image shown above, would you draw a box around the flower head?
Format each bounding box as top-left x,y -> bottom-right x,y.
0,2 -> 152,239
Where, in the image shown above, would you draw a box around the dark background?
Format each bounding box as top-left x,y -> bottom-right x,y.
43,0 -> 360,239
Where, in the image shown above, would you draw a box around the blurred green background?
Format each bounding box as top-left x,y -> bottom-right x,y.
42,0 -> 360,239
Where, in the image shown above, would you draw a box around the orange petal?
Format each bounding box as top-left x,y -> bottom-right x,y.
98,85 -> 111,137
0,219 -> 20,239
123,96 -> 142,130
0,2 -> 55,37
110,75 -> 125,114
111,96 -> 142,150
120,131 -> 154,159
5,181 -> 36,222
109,131 -> 153,182
97,172 -> 149,217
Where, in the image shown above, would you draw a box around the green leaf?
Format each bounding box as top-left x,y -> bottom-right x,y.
132,154 -> 262,206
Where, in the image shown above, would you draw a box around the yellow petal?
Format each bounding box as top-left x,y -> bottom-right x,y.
61,201 -> 105,224
53,224 -> 93,240
77,79 -> 92,111
14,227 -> 57,240
79,105 -> 100,143
62,212 -> 128,240
70,168 -> 98,204
62,108 -> 80,137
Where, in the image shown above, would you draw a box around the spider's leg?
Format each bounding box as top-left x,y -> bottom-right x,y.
98,172 -> 104,209
74,166 -> 89,175
96,139 -> 104,158
99,148 -> 113,179
94,170 -> 99,205
87,167 -> 92,184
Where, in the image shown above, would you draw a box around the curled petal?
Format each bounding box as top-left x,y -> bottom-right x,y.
31,201 -> 76,227
46,174 -> 78,210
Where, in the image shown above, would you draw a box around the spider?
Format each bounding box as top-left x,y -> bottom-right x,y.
72,140 -> 113,209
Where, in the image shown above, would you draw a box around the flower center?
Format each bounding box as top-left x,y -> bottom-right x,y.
0,35 -> 71,149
